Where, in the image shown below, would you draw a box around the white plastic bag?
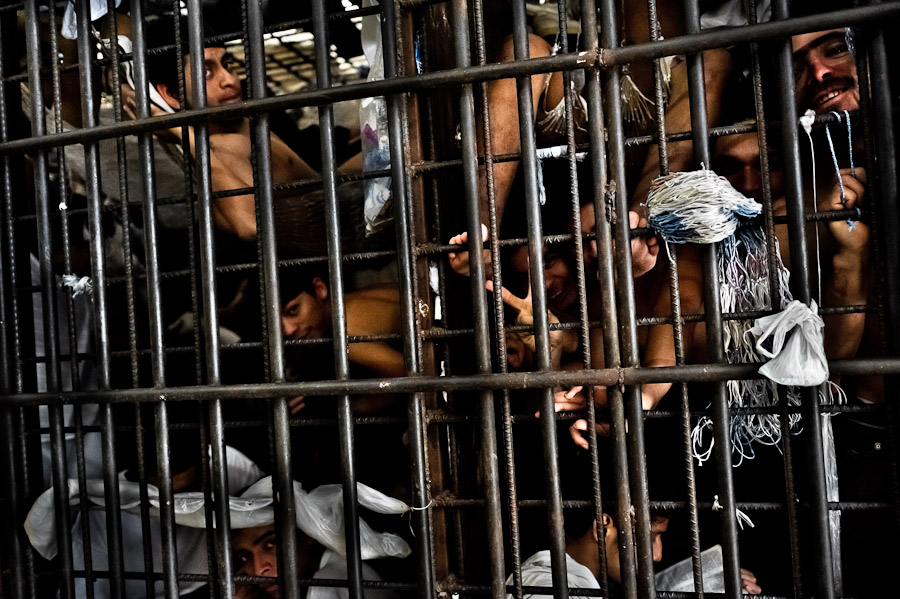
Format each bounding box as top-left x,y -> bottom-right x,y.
360,0 -> 393,235
234,476 -> 412,560
24,446 -> 264,560
25,472 -> 411,563
749,299 -> 828,387
61,0 -> 122,40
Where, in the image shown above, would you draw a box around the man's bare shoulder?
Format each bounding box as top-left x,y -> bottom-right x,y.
345,284 -> 401,335
349,283 -> 400,303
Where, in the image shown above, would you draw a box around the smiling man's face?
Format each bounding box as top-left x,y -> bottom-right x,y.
792,29 -> 859,114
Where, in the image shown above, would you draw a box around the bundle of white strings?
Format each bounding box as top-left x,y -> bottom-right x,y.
646,168 -> 762,245
691,225 -> 800,466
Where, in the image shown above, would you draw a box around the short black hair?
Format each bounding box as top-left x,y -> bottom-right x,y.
279,264 -> 329,307
143,14 -> 224,95
560,443 -> 617,540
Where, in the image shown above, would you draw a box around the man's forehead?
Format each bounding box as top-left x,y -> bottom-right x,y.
233,525 -> 276,547
203,46 -> 229,61
792,29 -> 845,54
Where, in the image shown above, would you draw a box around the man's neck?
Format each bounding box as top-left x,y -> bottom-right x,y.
566,535 -> 601,583
209,116 -> 250,136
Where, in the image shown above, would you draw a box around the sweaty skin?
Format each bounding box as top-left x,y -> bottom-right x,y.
155,48 -> 353,242
281,281 -> 405,407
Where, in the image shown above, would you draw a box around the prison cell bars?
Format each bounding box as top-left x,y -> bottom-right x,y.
21,2 -> 77,599
310,3 -> 367,599
744,1 -> 806,595
551,2 -> 617,599
642,0 -> 708,594
379,0 -> 439,596
679,0 -> 745,595
864,0 -> 900,565
1,1 -> 900,599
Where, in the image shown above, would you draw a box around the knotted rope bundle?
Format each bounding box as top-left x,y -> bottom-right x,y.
646,169 -> 762,245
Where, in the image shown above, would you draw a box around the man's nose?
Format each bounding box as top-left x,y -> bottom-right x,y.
737,165 -> 761,199
810,56 -> 834,82
255,556 -> 275,577
221,68 -> 240,89
282,317 -> 297,338
652,537 -> 663,563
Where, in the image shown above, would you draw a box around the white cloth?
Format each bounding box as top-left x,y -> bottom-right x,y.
308,549 -> 399,599
26,447 -> 263,599
700,0 -> 771,29
61,0 -> 123,40
231,477 -> 412,560
505,551 -> 600,599
31,255 -> 103,488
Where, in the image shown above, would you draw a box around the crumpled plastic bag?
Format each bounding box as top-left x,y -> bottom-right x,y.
61,0 -> 122,40
24,473 -> 411,563
748,299 -> 828,387
231,476 -> 411,560
360,0 -> 393,235
24,446 -> 264,560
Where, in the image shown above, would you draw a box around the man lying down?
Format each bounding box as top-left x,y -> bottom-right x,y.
23,450 -> 411,599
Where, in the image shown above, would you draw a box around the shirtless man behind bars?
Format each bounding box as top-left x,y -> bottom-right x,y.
142,16 -> 361,244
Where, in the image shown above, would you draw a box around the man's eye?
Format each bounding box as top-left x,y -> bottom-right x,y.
827,43 -> 849,58
264,540 -> 276,550
205,68 -> 213,79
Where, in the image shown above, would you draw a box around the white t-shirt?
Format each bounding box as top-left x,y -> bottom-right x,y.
505,551 -> 601,599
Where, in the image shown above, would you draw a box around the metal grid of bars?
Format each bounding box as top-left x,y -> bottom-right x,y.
0,1 -> 898,599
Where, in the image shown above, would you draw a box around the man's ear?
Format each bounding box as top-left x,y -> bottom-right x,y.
312,277 -> 329,301
155,83 -> 181,111
600,513 -> 613,538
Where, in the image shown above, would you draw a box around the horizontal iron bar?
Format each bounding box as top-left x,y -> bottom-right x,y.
2,358 -> 899,406
2,5 -> 894,157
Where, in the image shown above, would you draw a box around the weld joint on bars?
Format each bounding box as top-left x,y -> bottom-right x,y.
3,3 -> 896,158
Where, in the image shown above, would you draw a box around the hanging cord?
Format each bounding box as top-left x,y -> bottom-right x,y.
824,112 -> 858,231
799,109 -> 824,305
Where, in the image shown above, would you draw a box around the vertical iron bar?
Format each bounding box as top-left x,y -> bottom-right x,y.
22,3 -> 74,599
770,1 -> 836,597
379,1 -> 436,597
509,3 -> 569,599
471,0 -> 524,594
42,2 -> 96,596
72,3 -> 127,597
310,3 -> 364,599
645,0 -> 706,593
745,4 -> 803,595
576,0 -> 614,593
590,0 -> 640,596
680,1 -> 743,597
596,0 -> 657,595
447,1 -> 507,598
127,1 -> 174,594
100,2 -> 141,386
0,12 -> 32,599
864,2 -> 900,557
